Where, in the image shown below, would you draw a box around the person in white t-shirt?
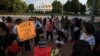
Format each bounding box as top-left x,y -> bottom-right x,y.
13,18 -> 22,45
80,22 -> 95,49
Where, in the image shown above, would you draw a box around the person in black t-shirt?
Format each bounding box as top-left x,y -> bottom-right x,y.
0,22 -> 16,56
93,26 -> 100,56
71,40 -> 93,56
72,17 -> 81,41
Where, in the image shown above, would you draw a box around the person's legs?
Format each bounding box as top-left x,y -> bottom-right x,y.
62,33 -> 67,42
50,32 -> 53,41
71,31 -> 75,42
46,31 -> 50,40
24,40 -> 32,56
34,37 -> 38,46
34,29 -> 40,46
74,31 -> 80,41
17,42 -> 25,56
24,40 -> 31,51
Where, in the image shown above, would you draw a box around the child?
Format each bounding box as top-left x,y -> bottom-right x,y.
51,37 -> 64,56
38,34 -> 46,48
51,43 -> 62,56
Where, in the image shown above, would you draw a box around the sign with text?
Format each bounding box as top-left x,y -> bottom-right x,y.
17,21 -> 36,41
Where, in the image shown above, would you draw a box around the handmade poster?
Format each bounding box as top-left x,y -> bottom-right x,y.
17,21 -> 36,41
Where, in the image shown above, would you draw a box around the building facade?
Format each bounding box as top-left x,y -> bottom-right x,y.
34,3 -> 52,13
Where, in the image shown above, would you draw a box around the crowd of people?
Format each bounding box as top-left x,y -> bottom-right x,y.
0,15 -> 100,56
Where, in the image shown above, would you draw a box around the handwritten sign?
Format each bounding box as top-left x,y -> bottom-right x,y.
17,21 -> 36,41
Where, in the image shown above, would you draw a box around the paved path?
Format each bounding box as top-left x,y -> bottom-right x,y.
0,15 -> 100,22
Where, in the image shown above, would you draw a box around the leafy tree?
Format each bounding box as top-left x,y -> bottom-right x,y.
21,2 -> 28,12
0,0 -> 11,13
28,4 -> 34,13
87,0 -> 100,8
71,0 -> 80,14
87,0 -> 93,8
80,3 -> 86,14
87,0 -> 100,10
12,0 -> 27,13
0,0 -> 27,13
52,0 -> 62,13
87,0 -> 100,14
63,0 -> 71,13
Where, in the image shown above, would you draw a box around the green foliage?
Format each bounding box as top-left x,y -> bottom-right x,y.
71,0 -> 80,14
63,0 -> 71,13
63,0 -> 86,14
52,0 -> 62,13
0,0 -> 11,12
0,0 -> 28,13
27,4 -> 34,13
80,3 -> 86,14
87,0 -> 100,9
12,0 -> 28,13
87,0 -> 93,8
87,0 -> 100,14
